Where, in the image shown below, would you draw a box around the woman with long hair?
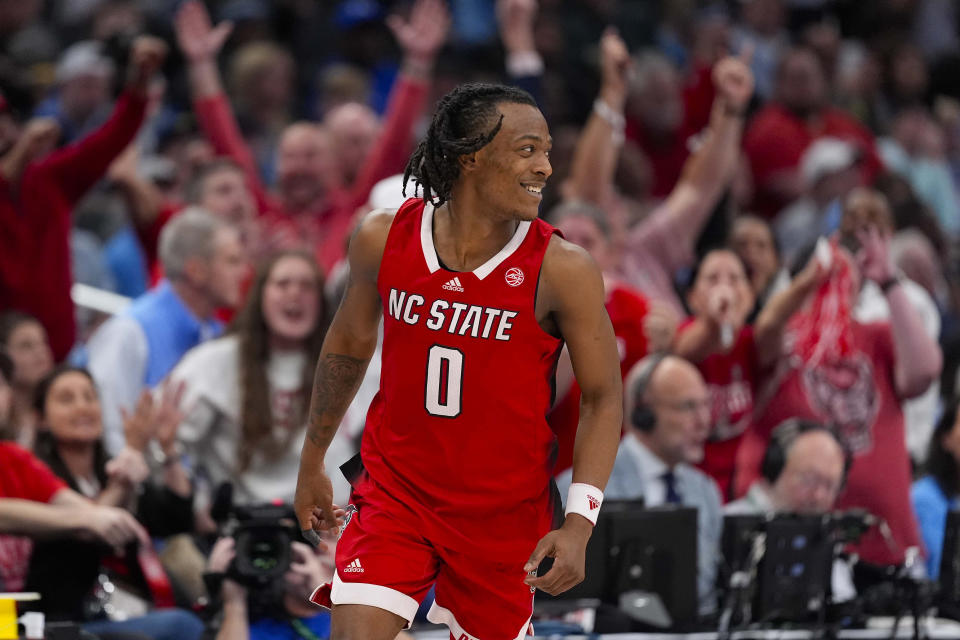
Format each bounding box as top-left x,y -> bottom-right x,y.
912,399 -> 960,578
170,250 -> 344,514
25,365 -> 199,638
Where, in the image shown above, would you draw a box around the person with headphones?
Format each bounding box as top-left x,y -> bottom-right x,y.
726,418 -> 851,516
557,353 -> 723,615
725,418 -> 858,603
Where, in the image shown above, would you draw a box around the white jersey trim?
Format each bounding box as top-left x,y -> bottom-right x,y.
330,572 -> 418,626
426,601 -> 533,640
420,201 -> 442,274
420,201 -> 532,280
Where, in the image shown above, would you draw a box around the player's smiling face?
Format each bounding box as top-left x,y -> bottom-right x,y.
472,102 -> 552,221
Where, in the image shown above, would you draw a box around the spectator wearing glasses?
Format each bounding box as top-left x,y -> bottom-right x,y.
727,418 -> 851,516
726,418 -> 857,602
558,354 -> 722,614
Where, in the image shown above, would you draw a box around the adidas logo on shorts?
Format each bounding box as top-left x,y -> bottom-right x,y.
343,558 -> 364,573
442,277 -> 465,292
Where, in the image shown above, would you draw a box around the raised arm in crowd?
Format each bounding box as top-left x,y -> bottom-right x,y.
564,32 -> 754,313
175,0 -> 449,272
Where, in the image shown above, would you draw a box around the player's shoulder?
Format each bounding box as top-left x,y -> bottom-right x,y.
346,207 -> 395,279
542,233 -> 601,281
350,198 -> 428,279
539,234 -> 604,309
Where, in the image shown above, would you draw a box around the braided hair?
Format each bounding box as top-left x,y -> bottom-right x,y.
402,82 -> 538,207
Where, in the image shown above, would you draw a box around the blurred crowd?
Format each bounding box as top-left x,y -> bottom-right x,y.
2,0 -> 960,637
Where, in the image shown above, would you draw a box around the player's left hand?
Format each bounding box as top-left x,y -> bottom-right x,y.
523,516 -> 592,595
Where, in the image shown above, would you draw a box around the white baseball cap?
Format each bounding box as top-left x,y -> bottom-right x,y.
56,41 -> 114,84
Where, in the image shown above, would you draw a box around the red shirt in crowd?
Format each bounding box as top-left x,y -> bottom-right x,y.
744,103 -> 883,218
193,74 -> 428,275
625,63 -> 715,198
0,443 -> 67,591
0,92 -> 148,360
735,322 -> 922,566
549,284 -> 650,473
677,320 -> 759,500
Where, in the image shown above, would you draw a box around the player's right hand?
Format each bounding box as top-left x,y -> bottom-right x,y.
523,516 -> 592,595
294,468 -> 342,547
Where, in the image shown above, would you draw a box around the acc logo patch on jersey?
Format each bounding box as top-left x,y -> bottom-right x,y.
505,267 -> 524,287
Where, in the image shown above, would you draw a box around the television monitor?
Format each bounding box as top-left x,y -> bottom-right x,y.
535,501 -> 699,627
756,515 -> 833,622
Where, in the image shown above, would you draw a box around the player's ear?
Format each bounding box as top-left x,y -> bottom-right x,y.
458,151 -> 479,173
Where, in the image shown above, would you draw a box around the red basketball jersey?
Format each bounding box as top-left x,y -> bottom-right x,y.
359,198 -> 563,561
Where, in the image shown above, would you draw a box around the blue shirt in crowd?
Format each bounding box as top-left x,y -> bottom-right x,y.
911,475 -> 960,579
249,612 -> 331,640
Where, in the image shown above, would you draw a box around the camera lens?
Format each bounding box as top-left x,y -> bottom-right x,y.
250,538 -> 282,572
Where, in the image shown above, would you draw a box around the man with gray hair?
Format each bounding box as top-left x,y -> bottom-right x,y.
87,208 -> 246,453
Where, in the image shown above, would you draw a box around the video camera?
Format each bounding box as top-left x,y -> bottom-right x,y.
209,484 -> 305,618
224,503 -> 301,591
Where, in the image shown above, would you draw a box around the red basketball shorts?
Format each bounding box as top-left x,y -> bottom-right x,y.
310,477 -> 537,639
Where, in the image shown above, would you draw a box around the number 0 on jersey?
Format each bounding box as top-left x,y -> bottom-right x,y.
425,345 -> 463,417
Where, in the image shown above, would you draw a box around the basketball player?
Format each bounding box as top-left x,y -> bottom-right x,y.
294,83 -> 623,639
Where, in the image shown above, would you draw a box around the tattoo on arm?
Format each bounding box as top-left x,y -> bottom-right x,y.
307,353 -> 366,448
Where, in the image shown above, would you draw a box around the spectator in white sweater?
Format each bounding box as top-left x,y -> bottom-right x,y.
168,251 -> 354,521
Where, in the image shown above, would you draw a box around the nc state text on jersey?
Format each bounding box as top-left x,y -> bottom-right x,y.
388,288 -> 517,341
